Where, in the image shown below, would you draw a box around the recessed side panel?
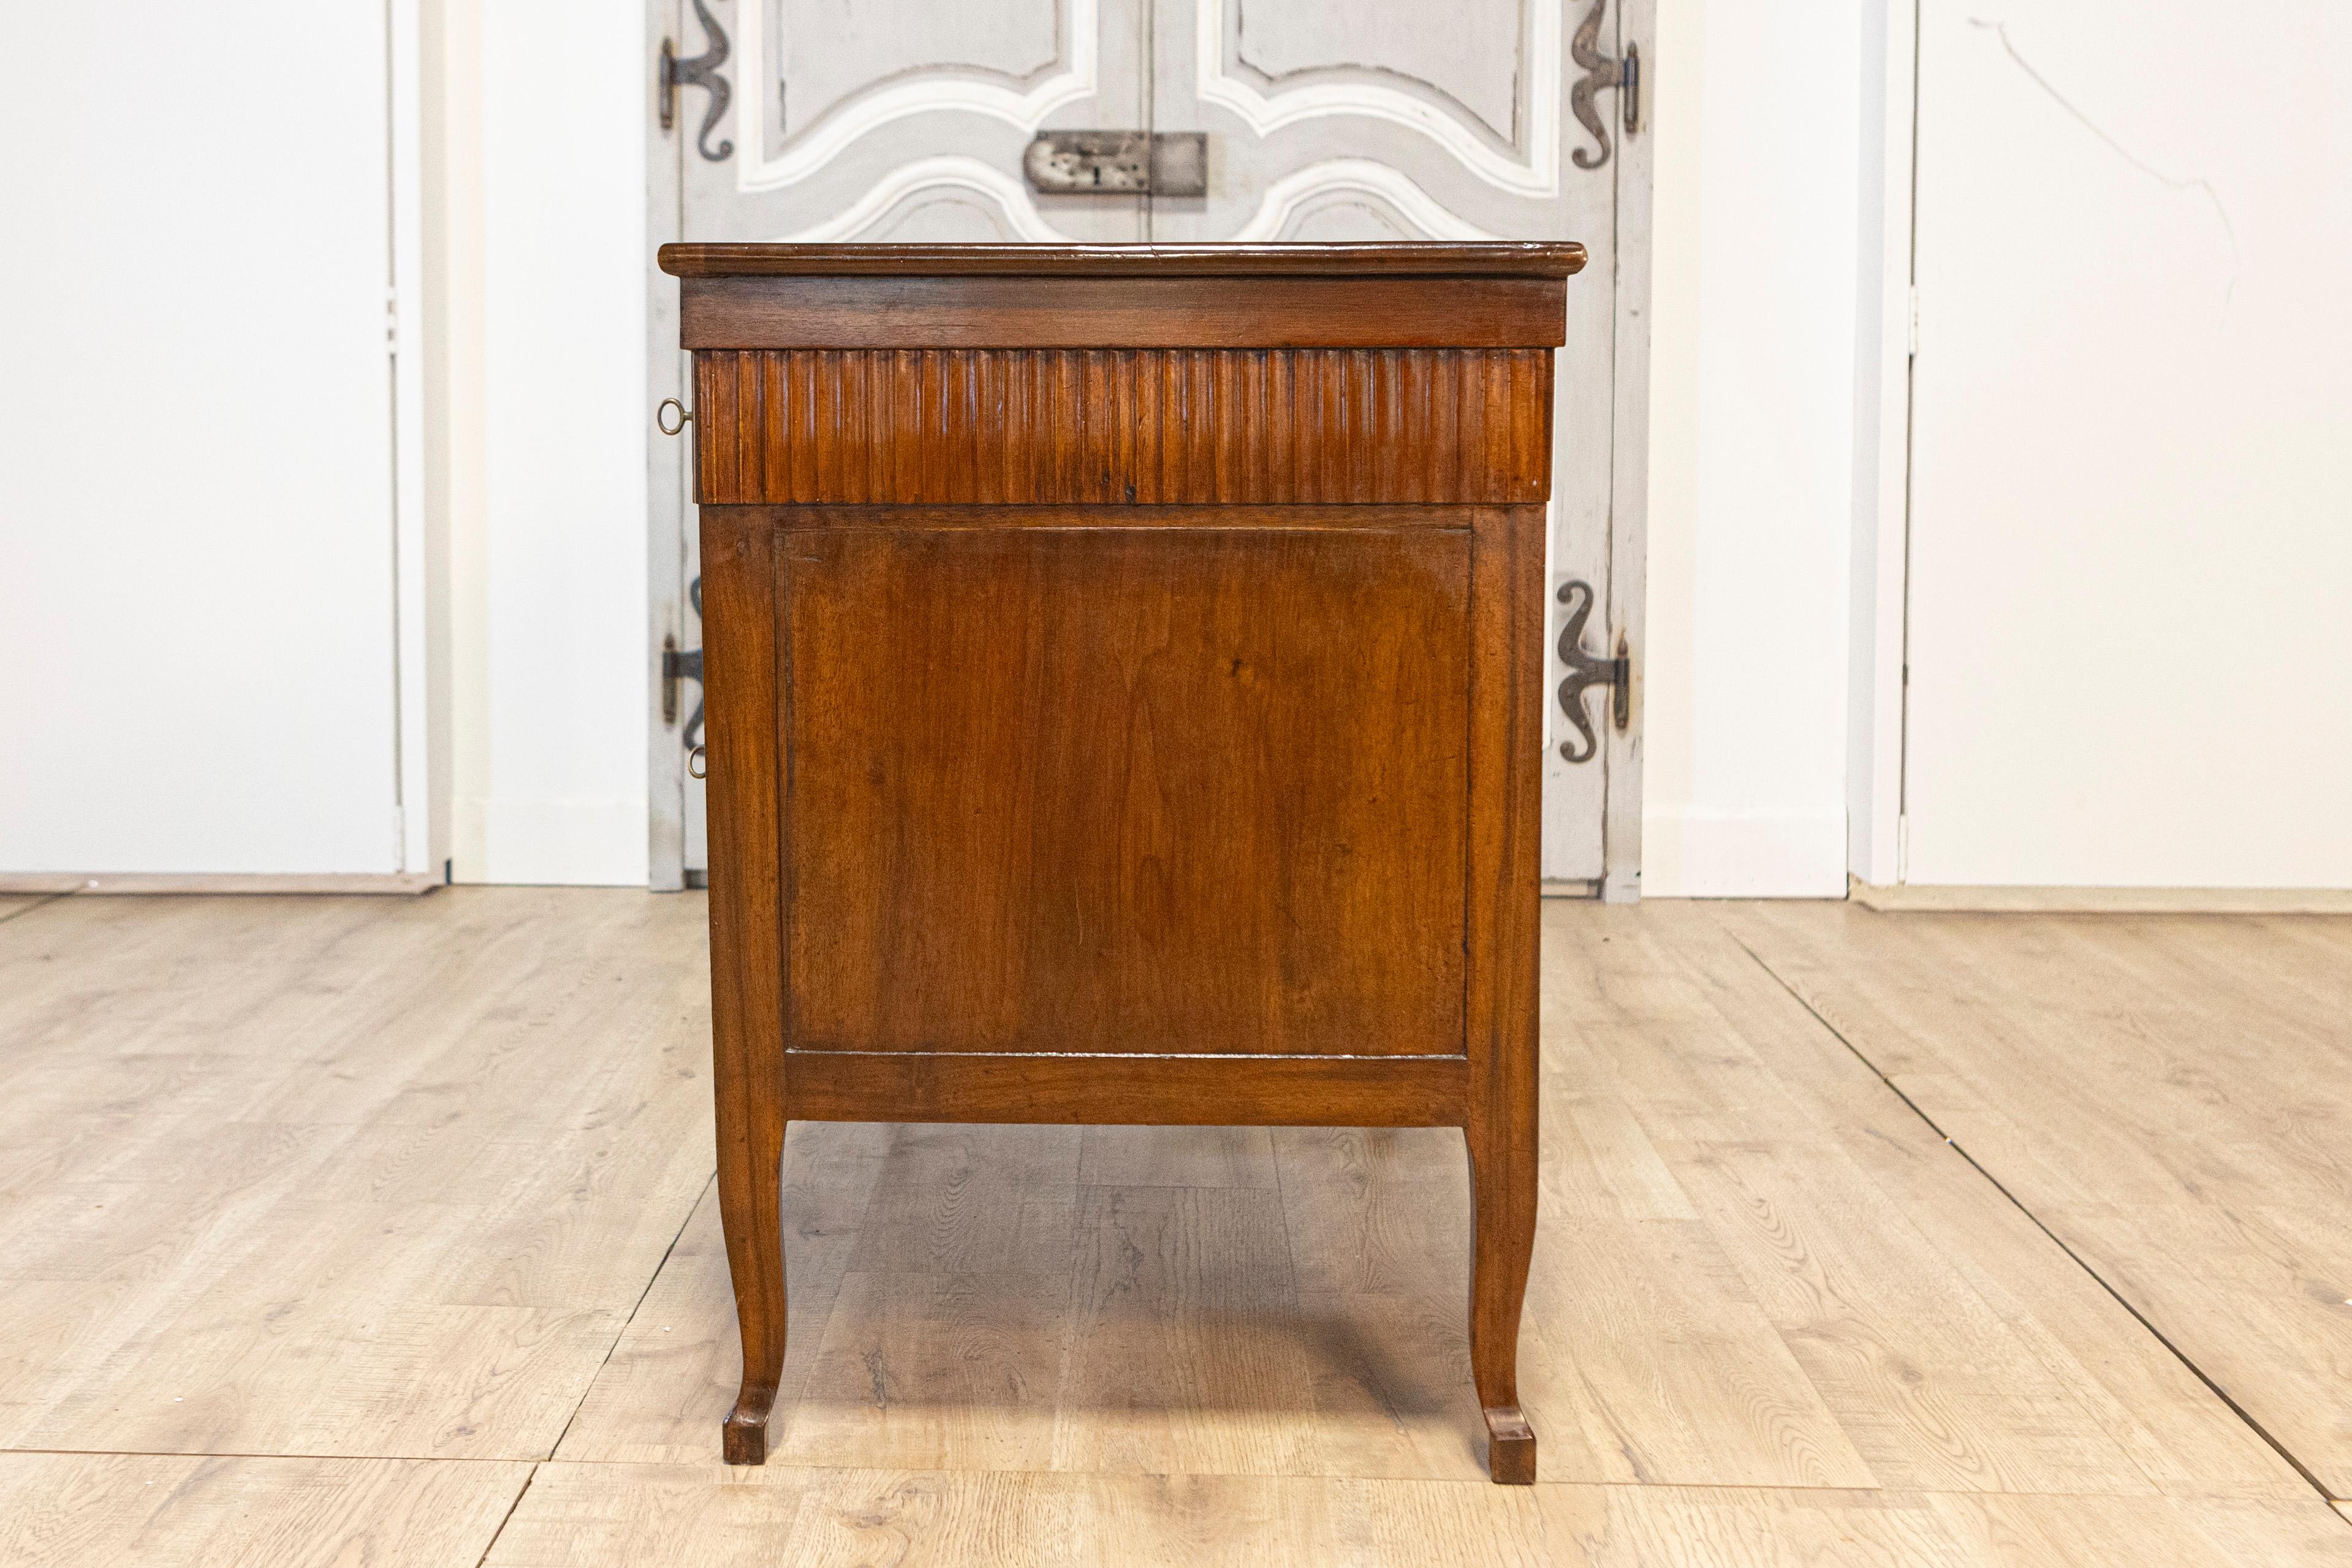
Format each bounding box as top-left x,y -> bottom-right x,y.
781,523 -> 1473,1056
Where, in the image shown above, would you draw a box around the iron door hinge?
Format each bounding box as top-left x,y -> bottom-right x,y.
662,577 -> 705,748
1570,0 -> 1642,170
662,634 -> 705,752
659,0 -> 733,162
662,576 -> 705,752
1556,579 -> 1630,765
662,635 -> 705,747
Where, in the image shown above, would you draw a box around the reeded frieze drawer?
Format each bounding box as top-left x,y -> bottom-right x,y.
692,347 -> 1553,506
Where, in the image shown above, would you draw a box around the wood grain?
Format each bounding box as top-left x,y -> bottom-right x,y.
678,276 -> 1568,350
774,1122 -> 1085,1472
680,247 -> 1558,1479
5,891 -> 2345,1562
1462,506 -> 1546,1482
659,242 -> 1588,278
552,1126 -> 897,1466
733,504 -> 1478,531
477,1463 -> 2352,1567
692,350 -> 1553,504
1544,901 -> 2309,1498
0,888 -> 713,1461
1726,900 -> 2352,1498
0,1452 -> 531,1568
1078,1124 -> 1280,1190
1049,1186 -> 1322,1477
699,509 -> 792,1465
781,525 -> 1473,1060
787,1053 -> 1471,1127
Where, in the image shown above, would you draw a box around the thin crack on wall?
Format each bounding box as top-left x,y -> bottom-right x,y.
1969,17 -> 2239,299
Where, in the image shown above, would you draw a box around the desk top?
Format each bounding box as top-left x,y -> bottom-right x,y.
658,242 -> 1587,280
663,243 -> 1582,352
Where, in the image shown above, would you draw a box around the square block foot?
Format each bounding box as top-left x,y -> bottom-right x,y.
722,1411 -> 770,1465
1484,1406 -> 1536,1485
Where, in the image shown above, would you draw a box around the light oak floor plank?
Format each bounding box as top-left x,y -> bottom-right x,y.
554,1123 -> 898,1464
1536,905 -> 2244,1498
0,889 -> 715,1460
1644,907 -> 2304,1502
0,1450 -> 531,1568
540,901 -> 2309,1499
6,890 -> 2349,1566
0,893 -> 59,924
480,1461 -> 2352,1567
1726,901 -> 2352,1497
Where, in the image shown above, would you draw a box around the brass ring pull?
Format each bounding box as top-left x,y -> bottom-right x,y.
688,744 -> 707,780
656,398 -> 692,436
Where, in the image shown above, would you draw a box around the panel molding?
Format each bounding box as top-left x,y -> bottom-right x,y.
773,155 -> 1071,241
1196,0 -> 1562,196
787,1050 -> 1472,1125
693,348 -> 1553,505
737,0 -> 1099,192
1234,158 -> 1502,241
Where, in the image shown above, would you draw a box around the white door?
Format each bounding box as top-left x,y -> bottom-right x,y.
1903,2 -> 2352,888
648,0 -> 1153,885
1150,0 -> 1644,890
0,3 -> 418,879
649,0 -> 1649,893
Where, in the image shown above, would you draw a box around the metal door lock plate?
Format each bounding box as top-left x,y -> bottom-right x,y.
1023,131 -> 1207,197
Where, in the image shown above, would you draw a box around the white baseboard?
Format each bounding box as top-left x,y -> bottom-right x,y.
1850,878 -> 2352,914
0,872 -> 438,896
452,795 -> 649,887
1641,808 -> 1846,898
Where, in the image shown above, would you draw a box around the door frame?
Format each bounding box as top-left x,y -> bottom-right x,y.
392,0 -> 442,881
1847,0 -> 1919,892
642,0 -> 1656,901
647,0 -> 691,890
1595,0 -> 1655,903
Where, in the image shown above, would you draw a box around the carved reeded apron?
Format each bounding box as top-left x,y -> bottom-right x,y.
658,242 -> 1580,1483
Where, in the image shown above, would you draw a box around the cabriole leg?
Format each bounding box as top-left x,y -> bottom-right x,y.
1466,1129 -> 1536,1483
717,1100 -> 786,1463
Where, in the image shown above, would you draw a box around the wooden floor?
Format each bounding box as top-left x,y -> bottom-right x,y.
1,888 -> 2347,1565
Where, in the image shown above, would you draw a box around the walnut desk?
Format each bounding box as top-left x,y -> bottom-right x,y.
656,241 -> 1582,1484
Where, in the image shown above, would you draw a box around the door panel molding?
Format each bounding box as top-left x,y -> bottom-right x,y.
775,155 -> 1072,241
1234,158 -> 1500,241
653,0 -> 1645,896
1194,0 -> 1561,195
737,0 -> 1100,192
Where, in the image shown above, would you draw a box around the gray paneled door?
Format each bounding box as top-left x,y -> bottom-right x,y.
649,0 -> 1649,896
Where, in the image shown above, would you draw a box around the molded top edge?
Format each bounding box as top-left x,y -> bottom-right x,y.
658,241 -> 1588,279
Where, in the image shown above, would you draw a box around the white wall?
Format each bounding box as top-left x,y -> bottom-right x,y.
1639,0 -> 1865,896
431,0 -> 650,885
